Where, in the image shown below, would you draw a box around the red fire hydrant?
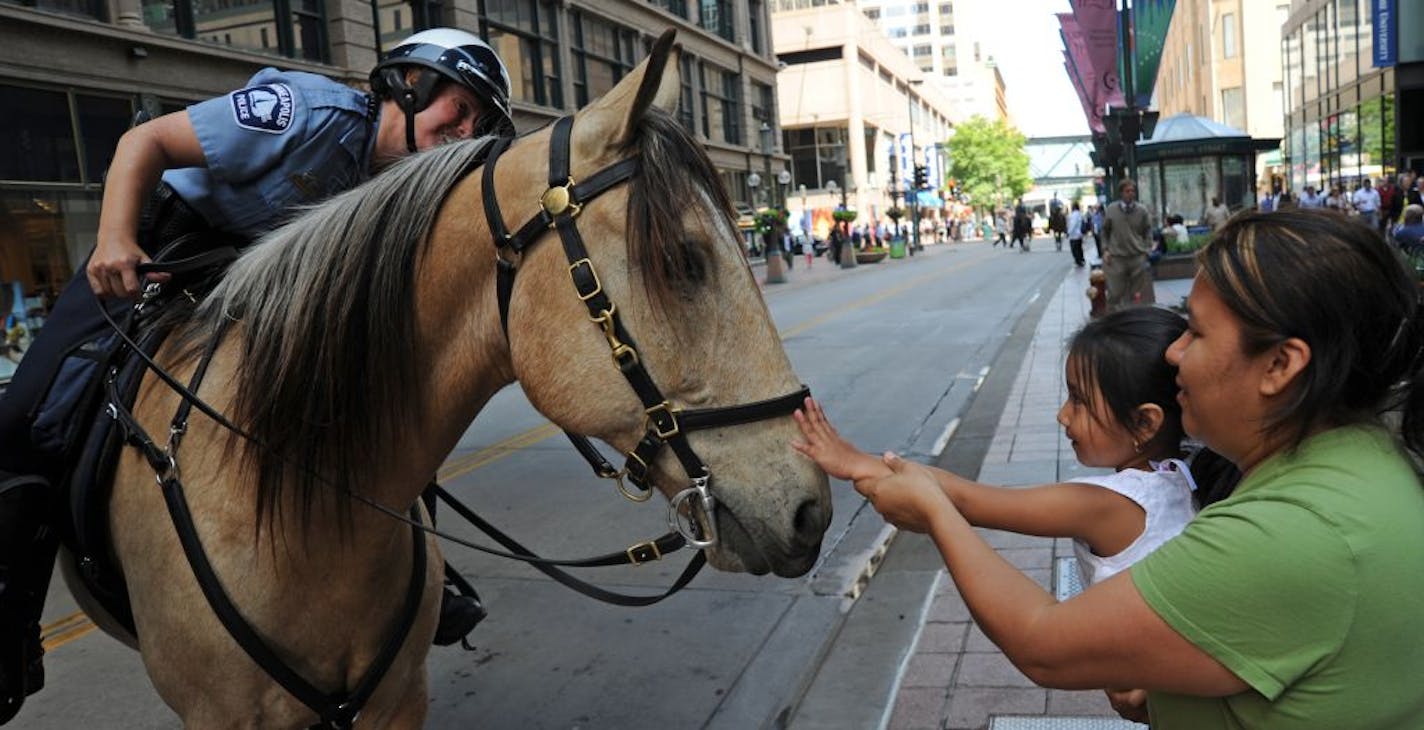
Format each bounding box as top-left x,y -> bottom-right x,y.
1086,269 -> 1108,319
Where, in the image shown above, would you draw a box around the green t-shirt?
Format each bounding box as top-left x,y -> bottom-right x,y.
1132,425 -> 1424,729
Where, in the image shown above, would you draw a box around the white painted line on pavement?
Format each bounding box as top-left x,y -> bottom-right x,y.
975,365 -> 990,392
932,417 -> 960,457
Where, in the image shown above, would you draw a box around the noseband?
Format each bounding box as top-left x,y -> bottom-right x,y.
479,115 -> 809,548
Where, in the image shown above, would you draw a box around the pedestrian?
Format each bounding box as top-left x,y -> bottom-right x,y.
1393,204 -> 1424,255
0,28 -> 514,716
793,306 -> 1238,588
1295,185 -> 1323,209
1066,201 -> 1086,266
852,208 -> 1424,729
1351,178 -> 1381,231
1101,179 -> 1155,310
994,211 -> 1008,246
1202,196 -> 1231,230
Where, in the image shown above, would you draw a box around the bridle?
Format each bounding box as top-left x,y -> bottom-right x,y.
480,114 -> 810,548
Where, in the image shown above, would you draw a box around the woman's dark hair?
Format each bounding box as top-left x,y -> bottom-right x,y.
1197,208 -> 1424,456
1067,307 -> 1187,454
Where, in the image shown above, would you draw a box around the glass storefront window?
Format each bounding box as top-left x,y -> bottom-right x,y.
485,0 -> 562,108
0,189 -> 102,378
78,94 -> 133,185
1139,162 -> 1162,224
1221,156 -> 1251,210
0,86 -> 80,183
1162,157 -> 1212,224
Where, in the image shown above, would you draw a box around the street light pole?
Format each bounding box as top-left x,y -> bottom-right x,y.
758,122 -> 786,284
907,79 -> 923,253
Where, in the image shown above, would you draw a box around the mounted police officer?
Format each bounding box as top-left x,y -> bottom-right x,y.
0,27 -> 513,722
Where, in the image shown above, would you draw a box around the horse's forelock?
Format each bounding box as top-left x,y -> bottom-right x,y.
627,109 -> 738,315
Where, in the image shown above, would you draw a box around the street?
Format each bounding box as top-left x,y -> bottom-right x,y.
22,238 -> 1070,729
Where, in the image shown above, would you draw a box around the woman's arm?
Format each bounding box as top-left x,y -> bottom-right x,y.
862,454 -> 1248,696
91,110 -> 206,298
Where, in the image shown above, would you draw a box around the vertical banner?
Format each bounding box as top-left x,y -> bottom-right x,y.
1373,0 -> 1397,68
1072,0 -> 1125,117
1131,0 -> 1176,107
1059,13 -> 1108,133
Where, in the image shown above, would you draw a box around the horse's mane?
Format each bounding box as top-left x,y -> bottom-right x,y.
171,107 -> 735,531
172,137 -> 495,529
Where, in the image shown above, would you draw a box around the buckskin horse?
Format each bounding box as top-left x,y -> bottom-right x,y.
62,30 -> 830,728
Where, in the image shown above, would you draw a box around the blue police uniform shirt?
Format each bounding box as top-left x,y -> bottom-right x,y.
163,68 -> 378,238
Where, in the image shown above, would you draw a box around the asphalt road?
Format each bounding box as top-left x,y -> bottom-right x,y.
21,239 -> 1069,729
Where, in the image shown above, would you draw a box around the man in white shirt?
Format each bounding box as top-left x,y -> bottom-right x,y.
1353,179 -> 1381,230
1298,185 -> 1324,208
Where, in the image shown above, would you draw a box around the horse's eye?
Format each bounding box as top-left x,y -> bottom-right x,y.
675,240 -> 709,284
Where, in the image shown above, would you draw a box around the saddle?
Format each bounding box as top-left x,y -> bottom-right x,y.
41,236 -> 240,636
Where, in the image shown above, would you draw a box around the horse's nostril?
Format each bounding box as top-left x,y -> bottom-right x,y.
793,498 -> 828,542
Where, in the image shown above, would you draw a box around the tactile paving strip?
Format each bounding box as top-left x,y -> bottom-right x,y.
989,715 -> 1142,730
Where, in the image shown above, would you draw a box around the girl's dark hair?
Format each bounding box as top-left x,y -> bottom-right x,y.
1197,208 -> 1424,456
1068,307 -> 1187,454
1069,307 -> 1244,504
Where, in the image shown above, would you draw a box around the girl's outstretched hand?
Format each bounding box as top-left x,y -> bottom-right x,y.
791,397 -> 890,482
854,452 -> 955,533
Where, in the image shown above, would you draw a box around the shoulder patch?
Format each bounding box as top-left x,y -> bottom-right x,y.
229,83 -> 295,134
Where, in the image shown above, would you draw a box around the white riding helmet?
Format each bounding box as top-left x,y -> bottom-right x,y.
370,28 -> 516,149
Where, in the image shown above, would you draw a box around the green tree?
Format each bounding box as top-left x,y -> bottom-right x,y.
943,116 -> 1032,211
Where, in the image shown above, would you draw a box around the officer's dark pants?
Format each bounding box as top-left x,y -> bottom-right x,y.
1069,237 -> 1085,266
0,261 -> 129,476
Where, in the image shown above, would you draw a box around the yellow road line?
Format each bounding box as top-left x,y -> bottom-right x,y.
41,611 -> 96,651
43,248 -> 991,651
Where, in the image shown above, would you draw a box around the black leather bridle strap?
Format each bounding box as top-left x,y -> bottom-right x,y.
100,297 -> 428,730
432,485 -> 704,606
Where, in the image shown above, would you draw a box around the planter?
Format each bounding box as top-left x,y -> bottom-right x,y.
888,238 -> 907,259
1152,253 -> 1197,280
856,250 -> 888,264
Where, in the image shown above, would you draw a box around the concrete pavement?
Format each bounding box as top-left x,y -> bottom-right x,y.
790,245 -> 1193,730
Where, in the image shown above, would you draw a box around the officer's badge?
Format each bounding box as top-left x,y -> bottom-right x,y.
230,84 -> 294,134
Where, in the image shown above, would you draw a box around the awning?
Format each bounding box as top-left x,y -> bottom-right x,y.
915,191 -> 943,208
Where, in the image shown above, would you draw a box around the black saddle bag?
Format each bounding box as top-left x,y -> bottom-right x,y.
43,235 -> 240,635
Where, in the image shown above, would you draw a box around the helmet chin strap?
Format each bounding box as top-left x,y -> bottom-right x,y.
403,90 -> 418,153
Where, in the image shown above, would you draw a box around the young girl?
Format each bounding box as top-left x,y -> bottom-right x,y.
794,307 -> 1230,587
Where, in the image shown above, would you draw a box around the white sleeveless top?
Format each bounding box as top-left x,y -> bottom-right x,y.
1070,459 -> 1198,587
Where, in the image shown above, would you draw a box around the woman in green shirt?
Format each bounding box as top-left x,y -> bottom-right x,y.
859,208 -> 1424,728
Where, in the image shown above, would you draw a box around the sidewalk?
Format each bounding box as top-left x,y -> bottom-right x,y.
881,266 -> 1192,730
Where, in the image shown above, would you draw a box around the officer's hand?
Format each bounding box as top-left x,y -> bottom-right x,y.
88,237 -> 163,299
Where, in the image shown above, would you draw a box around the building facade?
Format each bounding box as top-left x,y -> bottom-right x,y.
1154,0 -> 1289,179
0,0 -> 784,369
856,0 -> 1006,122
1279,0 -> 1397,195
770,0 -> 957,239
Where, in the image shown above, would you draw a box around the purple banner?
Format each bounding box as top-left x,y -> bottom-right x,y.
1064,55 -> 1104,133
1058,15 -> 1101,132
1072,0 -> 1124,116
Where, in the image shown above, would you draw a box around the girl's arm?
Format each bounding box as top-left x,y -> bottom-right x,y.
861,454 -> 1247,696
925,468 -> 1146,559
793,396 -> 1145,557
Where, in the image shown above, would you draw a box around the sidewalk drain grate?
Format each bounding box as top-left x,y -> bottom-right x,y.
989,716 -> 1142,730
1054,556 -> 1084,602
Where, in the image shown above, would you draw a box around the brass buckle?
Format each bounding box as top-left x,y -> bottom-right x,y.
568,258 -> 603,301
610,461 -> 652,502
644,401 -> 681,439
626,540 -> 662,565
540,177 -> 582,223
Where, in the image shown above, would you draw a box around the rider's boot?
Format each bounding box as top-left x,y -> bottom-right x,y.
433,582 -> 487,647
0,472 -> 57,726
419,488 -> 487,648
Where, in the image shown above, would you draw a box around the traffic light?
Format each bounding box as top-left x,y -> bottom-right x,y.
913,165 -> 928,190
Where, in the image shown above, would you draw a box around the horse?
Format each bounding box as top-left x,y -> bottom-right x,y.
62,30 -> 831,728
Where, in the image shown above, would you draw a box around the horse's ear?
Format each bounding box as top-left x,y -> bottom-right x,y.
577,29 -> 680,152
620,30 -> 681,143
